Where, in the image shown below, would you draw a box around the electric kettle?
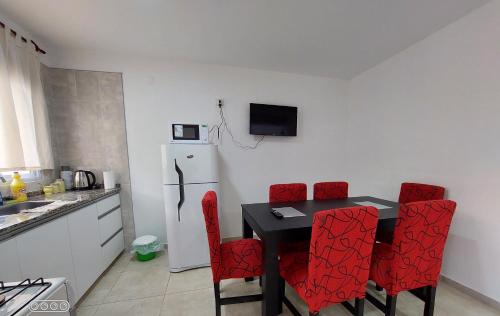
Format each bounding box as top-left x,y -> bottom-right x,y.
73,170 -> 96,190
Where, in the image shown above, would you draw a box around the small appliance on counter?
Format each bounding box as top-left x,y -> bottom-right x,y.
60,166 -> 73,190
73,170 -> 96,190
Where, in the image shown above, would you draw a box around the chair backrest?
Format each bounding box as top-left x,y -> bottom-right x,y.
389,200 -> 457,293
269,183 -> 307,203
307,206 -> 379,312
201,191 -> 222,282
399,182 -> 445,204
313,182 -> 348,200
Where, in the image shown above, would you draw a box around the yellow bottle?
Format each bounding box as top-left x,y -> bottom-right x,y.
10,172 -> 28,202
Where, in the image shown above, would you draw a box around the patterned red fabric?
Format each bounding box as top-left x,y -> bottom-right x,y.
269,183 -> 307,203
370,200 -> 457,296
202,191 -> 263,283
270,183 -> 309,253
313,182 -> 348,200
280,206 -> 379,313
398,182 -> 445,204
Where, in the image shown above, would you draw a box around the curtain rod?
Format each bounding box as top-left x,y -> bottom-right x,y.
0,20 -> 46,54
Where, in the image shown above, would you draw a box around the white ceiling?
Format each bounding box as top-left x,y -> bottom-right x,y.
0,0 -> 491,79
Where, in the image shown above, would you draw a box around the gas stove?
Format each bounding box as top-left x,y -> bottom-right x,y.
0,278 -> 69,316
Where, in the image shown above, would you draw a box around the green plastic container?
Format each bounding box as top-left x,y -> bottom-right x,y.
132,235 -> 160,262
137,251 -> 156,261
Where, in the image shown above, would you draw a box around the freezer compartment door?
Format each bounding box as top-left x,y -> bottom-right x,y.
162,144 -> 219,185
163,182 -> 219,271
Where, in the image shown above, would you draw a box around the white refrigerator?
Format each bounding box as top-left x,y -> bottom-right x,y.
161,144 -> 219,272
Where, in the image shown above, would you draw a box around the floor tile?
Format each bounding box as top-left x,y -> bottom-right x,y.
166,267 -> 212,294
107,252 -> 133,274
94,296 -> 163,316
220,278 -> 261,297
126,250 -> 168,272
104,266 -> 169,302
78,252 -> 500,316
161,288 -> 214,316
79,270 -> 122,306
76,305 -> 98,316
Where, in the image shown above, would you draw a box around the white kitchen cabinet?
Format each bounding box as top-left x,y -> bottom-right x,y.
16,216 -> 77,303
3,192 -> 123,304
0,237 -> 22,282
67,204 -> 102,301
98,207 -> 123,244
97,195 -> 120,217
102,229 -> 124,268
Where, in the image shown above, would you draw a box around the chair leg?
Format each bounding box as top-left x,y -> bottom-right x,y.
354,298 -> 365,316
259,276 -> 262,287
385,294 -> 397,316
214,283 -> 221,316
424,286 -> 437,316
278,277 -> 285,314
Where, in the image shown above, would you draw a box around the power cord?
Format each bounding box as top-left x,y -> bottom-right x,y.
209,102 -> 264,150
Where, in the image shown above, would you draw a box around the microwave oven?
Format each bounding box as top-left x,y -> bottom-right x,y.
170,124 -> 209,144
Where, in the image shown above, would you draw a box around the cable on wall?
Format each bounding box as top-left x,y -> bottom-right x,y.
209,100 -> 264,150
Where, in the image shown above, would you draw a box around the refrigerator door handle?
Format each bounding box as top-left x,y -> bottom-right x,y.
174,159 -> 185,221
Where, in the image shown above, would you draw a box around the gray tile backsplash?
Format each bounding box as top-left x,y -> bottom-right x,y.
41,65 -> 135,248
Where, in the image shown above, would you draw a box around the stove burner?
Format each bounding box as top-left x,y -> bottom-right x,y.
0,278 -> 52,315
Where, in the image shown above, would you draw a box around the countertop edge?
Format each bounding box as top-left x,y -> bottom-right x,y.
0,189 -> 120,242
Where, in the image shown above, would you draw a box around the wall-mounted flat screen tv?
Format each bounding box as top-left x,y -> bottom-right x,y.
249,103 -> 297,136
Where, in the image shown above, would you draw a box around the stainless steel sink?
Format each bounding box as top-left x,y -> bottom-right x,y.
0,201 -> 54,216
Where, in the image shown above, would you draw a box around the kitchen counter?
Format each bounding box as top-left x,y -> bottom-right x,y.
0,188 -> 120,242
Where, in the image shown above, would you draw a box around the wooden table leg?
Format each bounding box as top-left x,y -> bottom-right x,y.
262,236 -> 279,316
243,215 -> 253,239
243,215 -> 254,282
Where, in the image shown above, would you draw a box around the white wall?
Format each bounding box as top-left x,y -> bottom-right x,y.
348,0 -> 500,302
48,52 -> 349,242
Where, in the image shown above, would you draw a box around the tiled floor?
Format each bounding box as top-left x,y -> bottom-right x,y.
77,251 -> 500,316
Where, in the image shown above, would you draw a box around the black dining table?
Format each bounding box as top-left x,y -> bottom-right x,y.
241,196 -> 400,316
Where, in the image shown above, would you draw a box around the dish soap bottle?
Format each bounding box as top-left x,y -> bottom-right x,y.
10,172 -> 28,202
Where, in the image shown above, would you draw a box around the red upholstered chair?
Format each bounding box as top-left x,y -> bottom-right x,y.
399,182 -> 445,203
367,200 -> 457,316
279,206 -> 379,316
376,182 -> 446,246
313,181 -> 348,200
201,191 -> 263,316
269,183 -> 309,254
269,183 -> 307,203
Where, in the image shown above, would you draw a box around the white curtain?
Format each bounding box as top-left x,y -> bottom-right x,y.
0,27 -> 54,170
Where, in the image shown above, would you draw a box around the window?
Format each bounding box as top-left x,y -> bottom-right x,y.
0,170 -> 42,182
0,25 -> 54,170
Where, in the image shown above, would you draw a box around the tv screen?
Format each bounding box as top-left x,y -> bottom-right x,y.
249,103 -> 297,136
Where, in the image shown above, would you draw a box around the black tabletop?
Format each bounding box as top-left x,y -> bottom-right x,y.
242,196 -> 399,234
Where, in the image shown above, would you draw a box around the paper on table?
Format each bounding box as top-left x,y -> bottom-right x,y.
354,201 -> 393,209
272,207 -> 306,218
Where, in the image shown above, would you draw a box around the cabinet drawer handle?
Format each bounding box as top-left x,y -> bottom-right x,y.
101,227 -> 123,247
98,206 -> 120,220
